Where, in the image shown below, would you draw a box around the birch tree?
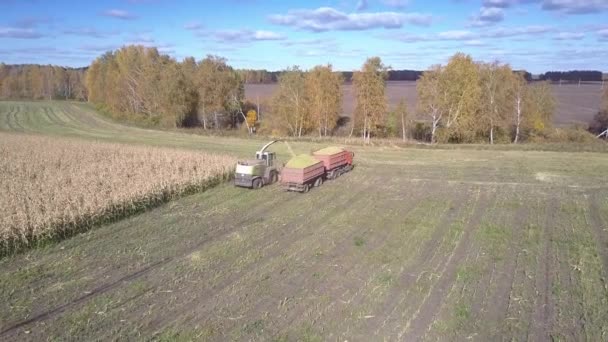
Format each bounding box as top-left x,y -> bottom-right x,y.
512,72 -> 527,143
524,81 -> 555,133
271,66 -> 308,137
440,53 -> 481,142
478,62 -> 514,144
191,55 -> 244,129
353,57 -> 388,143
305,64 -> 343,136
417,65 -> 443,143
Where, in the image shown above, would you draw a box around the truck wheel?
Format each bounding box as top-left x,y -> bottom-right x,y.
252,178 -> 262,189
314,177 -> 323,187
303,184 -> 310,193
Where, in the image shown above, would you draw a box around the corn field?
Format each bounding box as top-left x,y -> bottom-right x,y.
0,132 -> 236,254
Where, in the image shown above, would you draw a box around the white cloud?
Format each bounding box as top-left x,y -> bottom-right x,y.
253,30 -> 284,40
553,32 -> 585,40
385,25 -> 555,43
482,0 -> 515,8
438,30 -> 476,40
0,27 -> 44,39
469,7 -> 505,26
63,27 -> 119,38
356,0 -> 368,11
101,9 -> 137,20
541,0 -> 608,14
481,0 -> 608,15
203,29 -> 286,43
381,0 -> 409,8
268,7 -> 432,32
184,21 -> 203,30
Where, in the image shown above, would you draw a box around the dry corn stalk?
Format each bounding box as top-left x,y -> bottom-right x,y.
0,132 -> 236,253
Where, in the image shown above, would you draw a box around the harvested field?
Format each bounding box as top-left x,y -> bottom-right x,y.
0,132 -> 235,253
245,81 -> 604,126
0,102 -> 608,340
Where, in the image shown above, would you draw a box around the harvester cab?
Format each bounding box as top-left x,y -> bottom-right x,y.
234,141 -> 280,189
255,151 -> 276,167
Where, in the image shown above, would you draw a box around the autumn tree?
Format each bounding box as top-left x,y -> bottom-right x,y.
386,98 -> 408,141
353,57 -> 388,143
524,81 -> 555,134
305,64 -> 343,136
195,55 -> 243,129
270,66 -> 308,137
439,53 -> 481,142
478,62 -> 514,144
512,72 -> 527,143
417,65 -> 442,143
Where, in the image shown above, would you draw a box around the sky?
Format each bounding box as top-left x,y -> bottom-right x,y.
1,0 -> 607,73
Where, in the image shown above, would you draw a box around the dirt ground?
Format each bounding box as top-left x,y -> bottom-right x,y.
1,102 -> 608,340
245,81 -> 604,127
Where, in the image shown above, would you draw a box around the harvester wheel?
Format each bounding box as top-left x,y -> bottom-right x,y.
252,178 -> 262,189
314,177 -> 323,187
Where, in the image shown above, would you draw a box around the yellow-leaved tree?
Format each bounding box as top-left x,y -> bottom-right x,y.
352,57 -> 388,143
305,64 -> 343,137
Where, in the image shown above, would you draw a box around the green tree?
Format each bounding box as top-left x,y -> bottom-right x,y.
386,98 -> 408,140
353,57 -> 388,143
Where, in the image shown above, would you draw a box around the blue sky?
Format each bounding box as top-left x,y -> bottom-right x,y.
1,0 -> 607,73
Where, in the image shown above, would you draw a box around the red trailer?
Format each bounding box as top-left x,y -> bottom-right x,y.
280,147 -> 355,193
312,147 -> 354,179
280,154 -> 325,192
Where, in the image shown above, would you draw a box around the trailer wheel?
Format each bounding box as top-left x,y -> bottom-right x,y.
314,177 -> 323,187
270,171 -> 278,184
252,178 -> 262,189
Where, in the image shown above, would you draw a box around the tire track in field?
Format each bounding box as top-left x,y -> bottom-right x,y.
529,197 -> 558,341
2,105 -> 20,131
362,185 -> 470,336
269,180 -> 444,339
587,191 -> 608,281
0,186 -> 304,338
481,195 -> 529,340
398,187 -> 492,340
143,177 -> 381,333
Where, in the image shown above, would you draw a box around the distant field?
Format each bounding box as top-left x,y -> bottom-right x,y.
1,102 -> 607,340
246,81 -> 604,126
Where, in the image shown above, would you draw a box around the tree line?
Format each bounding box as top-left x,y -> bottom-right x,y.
0,64 -> 87,101
540,70 -> 603,82
417,53 -> 554,144
86,46 -> 246,128
589,87 -> 608,137
265,53 -> 555,144
237,68 -> 424,83
1,46 -> 604,144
